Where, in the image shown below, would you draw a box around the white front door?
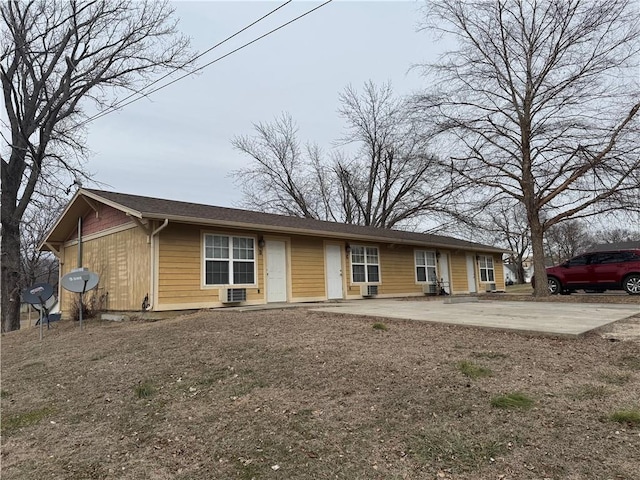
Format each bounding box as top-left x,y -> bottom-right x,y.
266,240 -> 287,302
466,253 -> 477,293
325,244 -> 343,299
438,253 -> 451,294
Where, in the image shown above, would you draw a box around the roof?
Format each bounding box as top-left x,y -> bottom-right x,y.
41,188 -> 508,254
585,241 -> 640,253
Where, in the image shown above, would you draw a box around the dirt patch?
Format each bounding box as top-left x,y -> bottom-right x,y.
2,308 -> 640,479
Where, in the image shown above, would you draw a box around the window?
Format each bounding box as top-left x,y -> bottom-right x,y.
415,250 -> 438,283
350,246 -> 379,283
204,234 -> 255,285
478,255 -> 495,282
566,255 -> 589,266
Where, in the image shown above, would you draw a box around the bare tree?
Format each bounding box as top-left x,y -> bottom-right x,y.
486,202 -> 530,284
415,0 -> 640,295
590,228 -> 639,245
544,220 -> 591,265
231,113 -> 329,220
19,193 -> 65,290
1,0 -> 194,331
232,82 -> 457,229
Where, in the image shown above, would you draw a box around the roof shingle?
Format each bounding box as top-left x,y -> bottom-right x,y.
81,188 -> 506,253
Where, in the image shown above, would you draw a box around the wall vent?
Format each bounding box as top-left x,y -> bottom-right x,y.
422,284 -> 437,295
220,287 -> 247,304
360,284 -> 378,297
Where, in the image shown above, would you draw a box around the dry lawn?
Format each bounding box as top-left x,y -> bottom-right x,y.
2,304 -> 640,480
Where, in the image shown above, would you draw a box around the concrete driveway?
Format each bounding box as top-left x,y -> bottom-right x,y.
312,298 -> 640,336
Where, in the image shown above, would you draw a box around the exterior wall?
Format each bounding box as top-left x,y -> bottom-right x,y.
60,224 -> 150,312
152,222 -> 506,310
493,258 -> 505,290
156,224 -> 265,309
67,204 -> 131,240
289,236 -> 326,301
378,245 -> 422,296
449,251 -> 470,294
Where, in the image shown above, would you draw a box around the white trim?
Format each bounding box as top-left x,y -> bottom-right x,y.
324,241 -> 345,300
414,249 -> 438,284
289,296 -> 327,303
349,244 -> 381,285
62,222 -> 137,246
201,232 -> 258,288
155,299 -> 266,311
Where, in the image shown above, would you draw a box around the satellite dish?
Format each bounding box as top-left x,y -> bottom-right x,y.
33,295 -> 57,312
61,268 -> 99,293
22,283 -> 54,305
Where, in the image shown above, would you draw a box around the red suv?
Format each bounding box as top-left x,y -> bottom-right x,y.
534,249 -> 640,295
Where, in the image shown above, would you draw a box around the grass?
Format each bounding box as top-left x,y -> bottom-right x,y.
615,355 -> 640,371
410,428 -> 508,473
567,384 -> 611,400
471,351 -> 508,360
597,371 -> 632,386
134,380 -> 155,399
491,392 -> 534,409
609,409 -> 640,427
505,283 -> 533,294
2,309 -> 640,480
372,322 -> 388,331
457,360 -> 493,379
1,406 -> 55,436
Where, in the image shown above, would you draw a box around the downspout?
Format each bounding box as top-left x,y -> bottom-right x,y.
149,219 -> 169,310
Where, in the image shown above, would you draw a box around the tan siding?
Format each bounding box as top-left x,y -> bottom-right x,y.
290,236 -> 326,298
60,226 -> 150,312
493,256 -> 505,290
450,251 -> 470,293
157,225 -> 265,305
378,245 -> 421,295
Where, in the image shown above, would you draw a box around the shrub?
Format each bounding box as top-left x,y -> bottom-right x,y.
372,322 -> 388,331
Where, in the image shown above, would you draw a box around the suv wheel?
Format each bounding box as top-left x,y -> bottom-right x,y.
623,274 -> 640,295
548,277 -> 562,295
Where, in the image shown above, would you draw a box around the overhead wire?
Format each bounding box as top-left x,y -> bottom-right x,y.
80,0 -> 333,127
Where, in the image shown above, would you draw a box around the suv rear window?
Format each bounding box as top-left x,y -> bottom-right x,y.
592,252 -> 628,264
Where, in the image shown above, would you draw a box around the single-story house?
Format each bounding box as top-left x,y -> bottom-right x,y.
40,189 -> 507,312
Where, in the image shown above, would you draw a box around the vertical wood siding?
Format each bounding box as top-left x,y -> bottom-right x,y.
60,225 -> 149,311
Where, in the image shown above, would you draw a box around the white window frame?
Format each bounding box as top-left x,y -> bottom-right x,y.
415,250 -> 438,284
478,255 -> 495,283
350,245 -> 380,284
203,234 -> 257,286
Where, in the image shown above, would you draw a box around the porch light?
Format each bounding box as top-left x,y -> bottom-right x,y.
345,242 -> 351,255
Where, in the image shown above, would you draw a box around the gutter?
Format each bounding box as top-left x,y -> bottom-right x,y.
149,219 -> 169,311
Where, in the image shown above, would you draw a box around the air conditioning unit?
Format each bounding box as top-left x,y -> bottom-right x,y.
422,284 -> 437,295
219,287 -> 247,304
485,283 -> 497,292
360,284 -> 378,297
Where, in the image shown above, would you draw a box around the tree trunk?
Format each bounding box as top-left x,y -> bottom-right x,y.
1,194 -> 21,332
529,215 -> 549,297
515,259 -> 526,284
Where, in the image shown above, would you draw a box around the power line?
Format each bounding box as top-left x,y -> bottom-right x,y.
82,0 -> 333,127
88,0 -> 293,121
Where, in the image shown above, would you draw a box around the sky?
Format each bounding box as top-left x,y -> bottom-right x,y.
82,0 -> 445,207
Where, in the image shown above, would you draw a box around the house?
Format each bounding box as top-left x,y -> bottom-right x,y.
503,261 -> 534,284
40,189 -> 507,312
